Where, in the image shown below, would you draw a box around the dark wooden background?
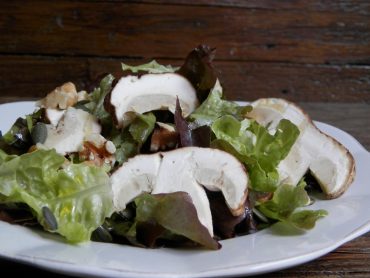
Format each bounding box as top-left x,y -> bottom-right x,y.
1,0 -> 369,103
0,0 -> 369,277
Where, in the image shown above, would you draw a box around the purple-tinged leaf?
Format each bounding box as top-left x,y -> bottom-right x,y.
178,45 -> 217,102
175,98 -> 211,148
135,192 -> 220,250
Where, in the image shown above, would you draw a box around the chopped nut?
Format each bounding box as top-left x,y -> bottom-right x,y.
150,126 -> 179,152
105,141 -> 116,154
85,134 -> 106,148
37,82 -> 78,109
77,90 -> 89,101
79,137 -> 116,167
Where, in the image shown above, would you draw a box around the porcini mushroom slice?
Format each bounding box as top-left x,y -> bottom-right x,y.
110,147 -> 249,237
108,73 -> 199,127
41,107 -> 101,155
190,148 -> 248,216
153,148 -> 214,235
111,153 -> 162,211
45,109 -> 66,127
249,98 -> 355,199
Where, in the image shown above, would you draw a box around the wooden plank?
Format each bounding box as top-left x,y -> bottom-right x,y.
0,55 -> 369,102
0,1 -> 369,64
0,55 -> 89,99
122,0 -> 370,12
300,103 -> 370,150
91,59 -> 370,102
260,233 -> 370,277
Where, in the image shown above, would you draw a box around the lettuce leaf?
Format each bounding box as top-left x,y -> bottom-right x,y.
0,108 -> 44,156
122,60 -> 178,74
174,98 -> 211,148
134,192 -> 219,249
0,149 -> 113,243
177,45 -> 217,102
106,192 -> 219,249
190,80 -> 252,126
111,130 -> 137,166
129,112 -> 156,145
211,115 -> 299,192
76,74 -> 115,129
111,112 -> 156,166
257,183 -> 327,229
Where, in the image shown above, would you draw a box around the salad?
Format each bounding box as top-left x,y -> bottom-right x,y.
0,45 -> 355,250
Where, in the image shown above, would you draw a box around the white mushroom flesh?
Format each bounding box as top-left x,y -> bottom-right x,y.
249,98 -> 355,198
153,149 -> 214,235
110,73 -> 199,127
45,108 -> 66,127
111,147 -> 249,237
42,107 -> 101,155
111,153 -> 162,211
191,148 -> 248,216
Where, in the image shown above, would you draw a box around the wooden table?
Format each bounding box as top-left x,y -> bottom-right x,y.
0,0 -> 369,276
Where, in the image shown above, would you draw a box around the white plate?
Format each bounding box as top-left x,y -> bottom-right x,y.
0,101 -> 370,278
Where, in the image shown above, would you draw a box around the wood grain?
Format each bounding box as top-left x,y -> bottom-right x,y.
105,0 -> 370,12
1,55 -> 369,102
0,1 -> 369,277
0,1 -> 369,64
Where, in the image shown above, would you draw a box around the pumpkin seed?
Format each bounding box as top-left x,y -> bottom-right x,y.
31,122 -> 47,144
42,206 -> 58,231
91,226 -> 113,243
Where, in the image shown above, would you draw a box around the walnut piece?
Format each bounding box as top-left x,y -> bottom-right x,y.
37,82 -> 78,109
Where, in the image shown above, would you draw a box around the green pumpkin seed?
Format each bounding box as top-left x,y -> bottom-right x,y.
91,226 -> 113,243
42,206 -> 58,231
31,122 -> 47,144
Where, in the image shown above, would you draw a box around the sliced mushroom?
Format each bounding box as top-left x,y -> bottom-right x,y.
111,153 -> 162,212
111,147 -> 249,236
40,107 -> 101,155
107,73 -> 199,127
248,98 -> 355,199
45,109 -> 66,127
190,148 -> 248,216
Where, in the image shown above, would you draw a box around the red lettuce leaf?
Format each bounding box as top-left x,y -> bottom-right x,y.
206,190 -> 257,239
134,192 -> 220,250
175,98 -> 211,148
178,45 -> 217,102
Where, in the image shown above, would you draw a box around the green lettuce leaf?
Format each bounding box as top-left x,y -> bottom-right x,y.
77,74 -> 114,127
129,112 -> 156,145
122,60 -> 178,74
110,112 -> 156,166
0,149 -> 114,243
0,108 -> 46,155
111,131 -> 137,166
257,183 -> 327,229
190,80 -> 252,126
211,115 -> 299,192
